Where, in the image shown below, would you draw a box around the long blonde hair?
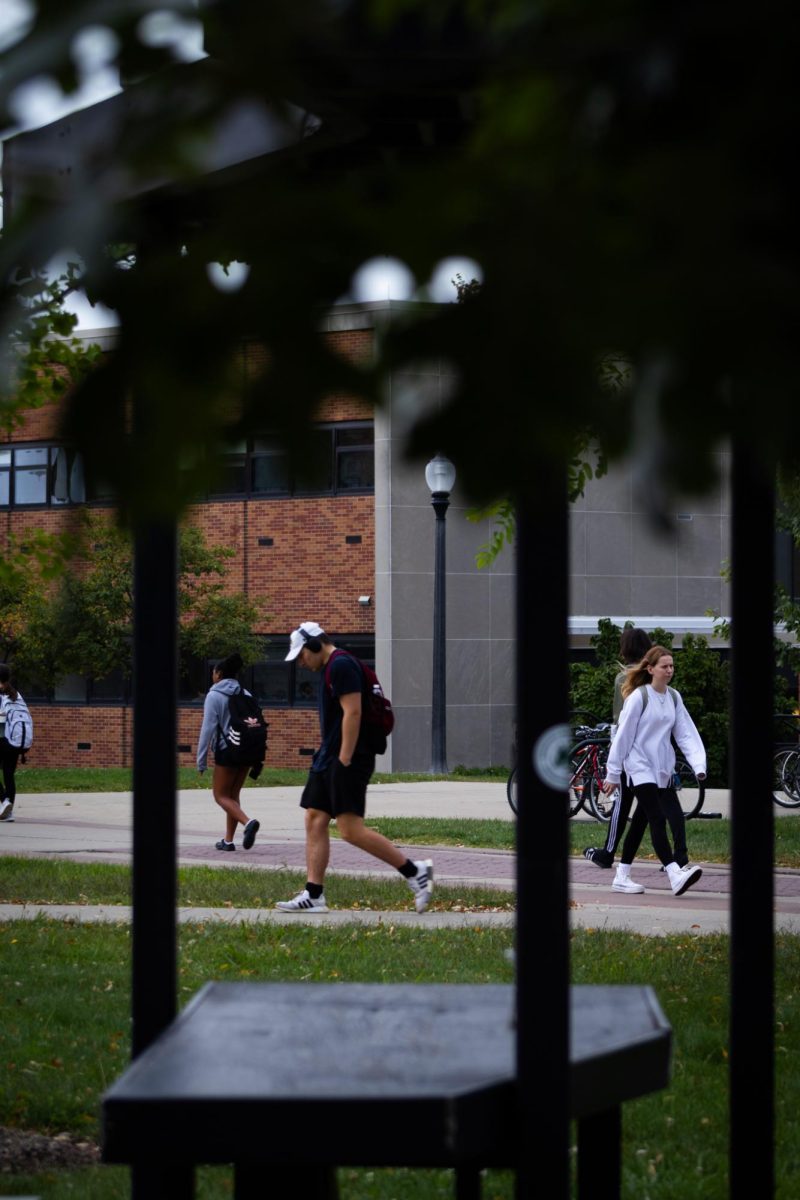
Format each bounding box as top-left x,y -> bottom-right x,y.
621,645 -> 672,699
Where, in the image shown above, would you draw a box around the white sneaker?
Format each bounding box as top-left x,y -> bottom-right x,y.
667,863 -> 702,897
407,860 -> 434,912
275,890 -> 329,913
0,799 -> 13,821
612,868 -> 645,894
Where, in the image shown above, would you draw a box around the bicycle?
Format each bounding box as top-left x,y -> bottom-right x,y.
506,717 -> 607,818
586,746 -> 707,822
506,747 -> 594,817
772,714 -> 800,808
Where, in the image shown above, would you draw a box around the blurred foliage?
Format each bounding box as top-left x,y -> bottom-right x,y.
1,1 -> 798,526
0,513 -> 265,687
712,468 -> 800,694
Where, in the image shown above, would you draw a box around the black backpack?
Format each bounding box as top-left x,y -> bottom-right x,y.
324,650 -> 395,755
225,687 -> 268,766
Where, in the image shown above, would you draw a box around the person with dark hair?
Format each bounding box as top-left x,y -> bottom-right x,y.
583,626 -> 653,868
197,653 -> 260,852
276,621 -> 433,914
0,664 -> 32,823
601,645 -> 705,897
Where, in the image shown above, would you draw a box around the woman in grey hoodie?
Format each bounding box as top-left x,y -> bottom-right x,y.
197,653 -> 259,852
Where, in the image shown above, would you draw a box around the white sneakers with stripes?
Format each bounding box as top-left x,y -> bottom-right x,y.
407,859 -> 434,913
276,889 -> 330,913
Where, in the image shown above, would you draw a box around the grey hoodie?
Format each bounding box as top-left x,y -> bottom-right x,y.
197,678 -> 253,771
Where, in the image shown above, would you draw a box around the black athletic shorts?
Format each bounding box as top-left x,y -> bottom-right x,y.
213,745 -> 241,769
300,755 -> 375,818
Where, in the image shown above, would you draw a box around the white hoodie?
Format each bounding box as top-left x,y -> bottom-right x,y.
604,684 -> 706,789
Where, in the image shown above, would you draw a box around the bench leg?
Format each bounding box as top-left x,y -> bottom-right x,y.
577,1108 -> 622,1200
132,1163 -> 194,1199
455,1164 -> 482,1199
234,1164 -> 339,1198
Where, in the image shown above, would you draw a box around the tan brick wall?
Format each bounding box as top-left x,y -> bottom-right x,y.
184,495 -> 375,630
25,704 -> 134,768
6,329 -> 376,770
1,399 -> 64,444
24,702 -> 323,770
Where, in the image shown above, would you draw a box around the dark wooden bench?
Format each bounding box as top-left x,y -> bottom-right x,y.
103,981 -> 670,1198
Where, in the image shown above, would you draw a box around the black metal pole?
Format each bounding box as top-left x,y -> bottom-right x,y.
130,520 -> 191,1199
730,445 -> 775,1199
131,520 -> 179,1058
515,469 -> 570,1199
431,491 -> 450,774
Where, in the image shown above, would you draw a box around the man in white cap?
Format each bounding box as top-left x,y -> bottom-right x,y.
277,621 -> 433,913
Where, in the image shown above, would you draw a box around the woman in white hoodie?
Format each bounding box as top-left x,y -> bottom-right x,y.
197,653 -> 260,852
602,645 -> 706,897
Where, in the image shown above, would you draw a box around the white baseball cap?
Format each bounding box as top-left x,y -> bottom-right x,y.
285,621 -> 326,661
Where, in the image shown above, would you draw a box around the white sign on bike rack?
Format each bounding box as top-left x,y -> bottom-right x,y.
532,723 -> 572,791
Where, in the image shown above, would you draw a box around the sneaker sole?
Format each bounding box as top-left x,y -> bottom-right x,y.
242,819 -> 260,850
275,904 -> 329,914
612,882 -> 645,894
584,851 -> 613,869
673,867 -> 702,897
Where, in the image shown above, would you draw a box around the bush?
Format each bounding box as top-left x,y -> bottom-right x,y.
570,620 -> 731,786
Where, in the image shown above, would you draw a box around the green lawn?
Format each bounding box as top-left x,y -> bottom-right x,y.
364,814 -> 800,868
1,919 -> 798,1198
0,857 -> 513,912
14,765 -> 508,792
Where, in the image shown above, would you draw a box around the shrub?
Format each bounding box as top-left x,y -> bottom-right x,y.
570,620 -> 731,785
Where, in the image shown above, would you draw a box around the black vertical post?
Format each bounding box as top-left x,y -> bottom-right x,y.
130,520 -> 191,1199
730,444 -> 774,1199
515,468 -> 570,1199
131,521 -> 179,1057
431,491 -> 450,774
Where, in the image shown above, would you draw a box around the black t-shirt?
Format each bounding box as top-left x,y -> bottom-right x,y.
312,652 -> 369,771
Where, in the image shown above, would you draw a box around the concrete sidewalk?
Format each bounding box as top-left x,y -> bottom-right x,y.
1,782 -> 798,935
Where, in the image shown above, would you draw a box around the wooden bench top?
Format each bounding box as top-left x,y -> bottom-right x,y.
103,982 -> 670,1167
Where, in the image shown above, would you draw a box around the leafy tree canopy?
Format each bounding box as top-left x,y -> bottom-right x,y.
0,514 -> 266,687
1,1 -> 798,524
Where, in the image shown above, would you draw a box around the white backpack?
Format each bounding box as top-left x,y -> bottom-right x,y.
5,698 -> 33,751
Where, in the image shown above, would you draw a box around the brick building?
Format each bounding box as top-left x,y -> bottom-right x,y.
3,300 -> 737,773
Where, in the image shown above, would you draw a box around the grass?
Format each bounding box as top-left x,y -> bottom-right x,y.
1,919 -> 799,1198
13,765 -> 507,792
364,814 -> 800,868
0,857 -> 513,912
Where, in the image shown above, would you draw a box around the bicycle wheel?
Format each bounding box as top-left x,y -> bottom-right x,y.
507,765 -> 518,814
672,755 -> 705,818
773,748 -> 800,808
508,757 -> 587,817
567,742 -> 595,817
586,744 -> 618,822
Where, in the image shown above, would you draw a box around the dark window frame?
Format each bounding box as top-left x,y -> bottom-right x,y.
210,422 -> 374,501
0,441 -> 111,508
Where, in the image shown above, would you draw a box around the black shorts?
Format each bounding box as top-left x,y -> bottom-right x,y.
300,756 -> 375,818
214,746 -> 243,770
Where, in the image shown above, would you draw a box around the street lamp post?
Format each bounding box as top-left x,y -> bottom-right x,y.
425,454 -> 456,775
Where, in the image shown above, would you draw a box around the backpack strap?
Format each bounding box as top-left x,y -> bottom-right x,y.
637,683 -> 679,712
324,649 -> 361,696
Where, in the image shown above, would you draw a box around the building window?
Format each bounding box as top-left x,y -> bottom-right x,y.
257,634 -> 376,708
0,444 -> 90,507
209,423 -> 374,499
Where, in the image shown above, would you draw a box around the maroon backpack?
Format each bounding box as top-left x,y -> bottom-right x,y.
324,650 -> 395,754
